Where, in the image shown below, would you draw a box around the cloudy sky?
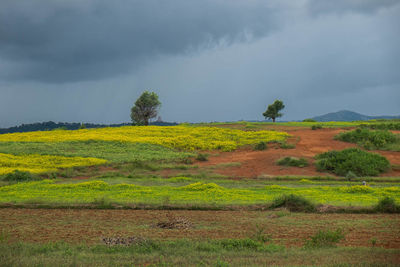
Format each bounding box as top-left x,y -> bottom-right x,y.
1,0 -> 399,127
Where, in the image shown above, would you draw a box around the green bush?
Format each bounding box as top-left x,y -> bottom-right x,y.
315,148 -> 390,176
277,157 -> 308,168
3,170 -> 37,182
254,141 -> 267,151
304,229 -> 345,248
270,194 -> 316,212
311,125 -> 322,130
196,153 -> 209,161
374,197 -> 399,213
335,128 -> 398,150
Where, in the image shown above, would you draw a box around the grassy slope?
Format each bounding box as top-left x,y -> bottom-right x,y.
0,141 -> 193,163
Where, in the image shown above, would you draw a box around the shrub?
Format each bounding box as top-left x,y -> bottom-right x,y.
3,170 -> 37,181
374,197 -> 399,213
254,141 -> 267,151
303,119 -> 316,122
311,125 -> 322,130
304,229 -> 345,248
270,194 -> 316,212
315,148 -> 390,176
277,157 -> 308,168
196,153 -> 209,161
279,142 -> 295,149
335,128 -> 398,150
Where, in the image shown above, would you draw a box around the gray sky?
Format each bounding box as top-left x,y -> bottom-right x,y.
1,0 -> 399,127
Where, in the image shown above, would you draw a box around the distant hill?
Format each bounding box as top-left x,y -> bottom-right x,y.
0,121 -> 178,134
311,110 -> 400,122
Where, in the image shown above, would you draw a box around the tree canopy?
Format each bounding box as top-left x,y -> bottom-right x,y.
263,100 -> 285,122
130,91 -> 161,126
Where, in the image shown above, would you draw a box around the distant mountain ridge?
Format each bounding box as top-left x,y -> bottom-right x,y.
311,110 -> 400,122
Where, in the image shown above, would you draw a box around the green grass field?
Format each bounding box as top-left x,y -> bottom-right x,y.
1,240 -> 399,267
1,179 -> 398,207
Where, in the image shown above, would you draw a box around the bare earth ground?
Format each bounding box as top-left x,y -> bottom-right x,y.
195,128 -> 400,178
1,209 -> 399,249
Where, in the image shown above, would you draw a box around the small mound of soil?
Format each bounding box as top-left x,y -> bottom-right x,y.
154,212 -> 193,229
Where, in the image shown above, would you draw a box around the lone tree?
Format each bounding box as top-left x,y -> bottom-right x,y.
263,100 -> 285,122
130,91 -> 161,126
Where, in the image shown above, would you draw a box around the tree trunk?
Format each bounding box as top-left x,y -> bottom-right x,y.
272,118 -> 276,122
144,119 -> 149,126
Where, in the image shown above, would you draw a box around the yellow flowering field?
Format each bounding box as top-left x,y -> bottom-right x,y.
0,153 -> 107,175
0,126 -> 289,151
0,180 -> 398,206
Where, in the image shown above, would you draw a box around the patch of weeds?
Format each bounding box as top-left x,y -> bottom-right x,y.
254,141 -> 267,151
311,125 -> 323,130
250,224 -> 271,243
279,142 -> 295,149
270,194 -> 316,212
167,177 -> 193,183
374,197 -> 399,213
59,168 -> 78,178
181,158 -> 193,165
370,237 -> 377,247
277,157 -> 308,168
0,230 -> 10,243
3,170 -> 38,182
92,196 -> 114,209
211,162 -> 241,169
196,153 -> 209,161
304,229 -> 345,248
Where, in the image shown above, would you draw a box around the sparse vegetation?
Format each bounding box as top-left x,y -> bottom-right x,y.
315,148 -> 391,176
335,128 -> 400,151
196,153 -> 209,161
277,157 -> 308,168
304,229 -> 345,248
254,141 -> 267,150
360,122 -> 400,130
311,125 -> 323,130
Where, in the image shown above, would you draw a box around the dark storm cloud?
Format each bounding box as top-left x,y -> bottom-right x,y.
307,0 -> 400,15
0,0 -> 277,83
0,0 -> 399,128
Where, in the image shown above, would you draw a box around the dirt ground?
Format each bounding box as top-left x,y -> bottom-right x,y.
196,128 -> 400,178
1,209 -> 399,249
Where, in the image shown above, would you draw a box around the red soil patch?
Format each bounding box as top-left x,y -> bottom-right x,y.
1,209 -> 399,249
197,128 -> 400,178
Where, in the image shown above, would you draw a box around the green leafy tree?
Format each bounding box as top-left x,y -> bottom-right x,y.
130,91 -> 161,126
263,100 -> 285,122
